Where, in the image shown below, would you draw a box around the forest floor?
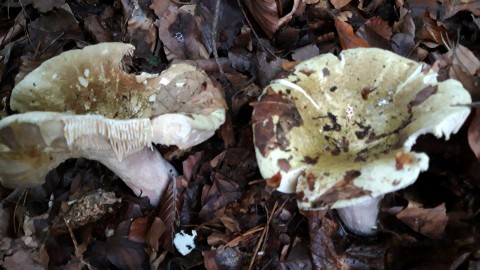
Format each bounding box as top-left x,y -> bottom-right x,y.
1,0 -> 480,269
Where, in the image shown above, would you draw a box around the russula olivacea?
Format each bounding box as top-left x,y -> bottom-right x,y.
0,43 -> 226,206
252,48 -> 471,235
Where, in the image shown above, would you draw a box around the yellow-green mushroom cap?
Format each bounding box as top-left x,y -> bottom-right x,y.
252,48 -> 471,210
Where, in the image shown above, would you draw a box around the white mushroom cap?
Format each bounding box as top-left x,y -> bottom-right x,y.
9,43 -> 226,149
252,48 -> 471,210
10,43 -> 159,118
10,43 -> 226,119
2,43 -> 226,205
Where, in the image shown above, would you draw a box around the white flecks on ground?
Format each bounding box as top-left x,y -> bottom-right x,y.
173,230 -> 197,256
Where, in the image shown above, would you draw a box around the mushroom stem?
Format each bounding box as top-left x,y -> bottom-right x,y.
99,147 -> 178,206
336,196 -> 383,235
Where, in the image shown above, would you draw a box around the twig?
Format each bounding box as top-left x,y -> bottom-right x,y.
13,189 -> 28,235
248,201 -> 279,270
64,217 -> 93,270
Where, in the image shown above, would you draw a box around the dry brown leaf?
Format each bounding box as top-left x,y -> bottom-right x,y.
365,16 -> 392,39
468,109 -> 480,159
433,45 -> 480,99
396,203 -> 448,239
291,44 -> 320,62
157,178 -> 184,253
103,232 -> 148,269
84,14 -> 114,43
244,0 -> 300,38
219,216 -> 241,234
305,213 -> 340,269
255,50 -> 287,87
155,4 -> 209,60
206,232 -> 228,246
330,0 -> 352,9
356,24 -> 392,50
120,0 -> 157,58
20,0 -> 65,13
417,11 -> 451,48
149,0 -> 170,17
394,7 -> 415,37
2,248 -> 49,270
334,17 -> 369,49
128,216 -> 151,244
203,247 -> 245,269
441,0 -> 480,18
147,217 -> 167,251
405,0 -> 440,18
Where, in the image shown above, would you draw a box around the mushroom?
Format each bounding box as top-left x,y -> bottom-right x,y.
251,48 -> 471,235
1,43 -> 226,206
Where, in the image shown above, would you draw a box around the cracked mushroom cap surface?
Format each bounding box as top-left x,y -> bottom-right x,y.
251,48 -> 471,210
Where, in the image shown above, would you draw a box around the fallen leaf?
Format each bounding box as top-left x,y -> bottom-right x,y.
291,44 -> 320,62
120,0 -> 157,58
441,0 -> 480,18
203,247 -> 245,269
149,0 -> 170,17
396,203 -> 448,239
330,0 -> 351,9
244,0 -> 300,38
304,212 -> 340,269
20,0 -> 65,13
365,16 -> 392,39
468,109 -> 480,159
417,11 -> 451,48
334,18 -> 369,49
155,4 -> 210,60
159,179 -> 184,252
405,0 -> 441,18
433,44 -> 480,99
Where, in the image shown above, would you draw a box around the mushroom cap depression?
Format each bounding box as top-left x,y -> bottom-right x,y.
252,48 -> 471,210
9,42 -> 226,149
1,43 -> 226,190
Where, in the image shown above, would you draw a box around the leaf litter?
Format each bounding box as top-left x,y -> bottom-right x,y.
1,0 -> 480,269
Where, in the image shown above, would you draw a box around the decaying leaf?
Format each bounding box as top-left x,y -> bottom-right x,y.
203,247 -> 245,269
244,0 -> 300,39
20,0 -> 66,13
468,109 -> 480,159
365,16 -> 392,40
155,4 -> 210,60
417,11 -> 451,48
120,0 -> 158,58
330,0 -> 351,9
396,203 -> 448,239
334,18 -> 370,49
1,242 -> 49,269
442,0 -> 480,18
433,45 -> 480,100
156,177 -> 185,253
